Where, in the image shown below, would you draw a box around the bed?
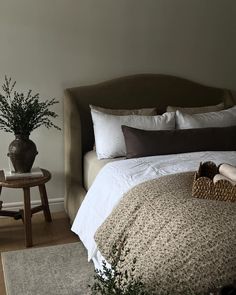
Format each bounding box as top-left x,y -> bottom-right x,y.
64,74 -> 236,294
64,73 -> 234,221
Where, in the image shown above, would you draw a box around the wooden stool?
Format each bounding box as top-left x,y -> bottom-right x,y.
0,169 -> 52,247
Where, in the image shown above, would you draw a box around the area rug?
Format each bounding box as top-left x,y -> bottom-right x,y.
1,242 -> 94,295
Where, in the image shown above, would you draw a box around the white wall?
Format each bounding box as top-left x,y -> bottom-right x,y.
0,0 -> 235,210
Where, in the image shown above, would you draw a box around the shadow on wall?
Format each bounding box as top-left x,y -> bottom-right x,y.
47,169 -> 65,199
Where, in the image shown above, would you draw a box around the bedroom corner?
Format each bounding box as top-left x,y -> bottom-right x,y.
0,0 -> 235,294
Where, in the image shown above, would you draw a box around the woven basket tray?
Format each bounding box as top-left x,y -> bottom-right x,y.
192,161 -> 236,202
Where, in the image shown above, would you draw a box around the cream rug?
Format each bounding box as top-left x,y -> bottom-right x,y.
1,242 -> 94,295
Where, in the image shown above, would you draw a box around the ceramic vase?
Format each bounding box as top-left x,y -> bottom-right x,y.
7,134 -> 38,173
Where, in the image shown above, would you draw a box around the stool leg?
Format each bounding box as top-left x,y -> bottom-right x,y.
0,186 -> 2,210
39,184 -> 52,222
23,188 -> 32,247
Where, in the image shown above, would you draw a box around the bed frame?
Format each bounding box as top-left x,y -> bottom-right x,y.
64,73 -> 233,222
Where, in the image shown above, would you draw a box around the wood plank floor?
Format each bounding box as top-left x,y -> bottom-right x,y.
0,211 -> 79,295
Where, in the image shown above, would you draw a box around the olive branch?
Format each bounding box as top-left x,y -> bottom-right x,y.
0,76 -> 61,135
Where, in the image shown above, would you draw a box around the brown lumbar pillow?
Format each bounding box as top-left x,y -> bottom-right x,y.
122,125 -> 236,159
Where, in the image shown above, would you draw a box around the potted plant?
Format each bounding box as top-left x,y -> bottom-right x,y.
0,76 -> 60,173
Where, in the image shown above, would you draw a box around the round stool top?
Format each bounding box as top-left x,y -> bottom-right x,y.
0,169 -> 51,188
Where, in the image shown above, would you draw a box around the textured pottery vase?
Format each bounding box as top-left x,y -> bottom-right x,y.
8,134 -> 38,173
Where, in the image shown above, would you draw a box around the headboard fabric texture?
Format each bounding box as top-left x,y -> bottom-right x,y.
64,74 -> 233,222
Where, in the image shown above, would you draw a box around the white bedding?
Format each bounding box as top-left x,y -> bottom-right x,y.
71,151 -> 236,269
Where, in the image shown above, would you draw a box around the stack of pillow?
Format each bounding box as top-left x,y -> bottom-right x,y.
90,103 -> 236,160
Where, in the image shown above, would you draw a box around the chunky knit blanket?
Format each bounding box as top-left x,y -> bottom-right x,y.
95,172 -> 236,295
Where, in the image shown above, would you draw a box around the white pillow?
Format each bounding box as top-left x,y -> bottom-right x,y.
91,110 -> 175,159
176,106 -> 236,129
167,102 -> 224,114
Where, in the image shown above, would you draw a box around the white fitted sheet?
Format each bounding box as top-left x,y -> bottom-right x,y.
72,151 -> 236,269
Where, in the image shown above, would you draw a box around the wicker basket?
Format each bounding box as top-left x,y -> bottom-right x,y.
192,161 -> 236,202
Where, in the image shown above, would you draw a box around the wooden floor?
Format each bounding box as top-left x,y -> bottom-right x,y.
0,211 -> 79,295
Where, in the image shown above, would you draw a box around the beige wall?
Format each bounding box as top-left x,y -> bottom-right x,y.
0,0 -> 235,210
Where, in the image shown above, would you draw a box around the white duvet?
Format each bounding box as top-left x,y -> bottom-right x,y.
71,151 -> 236,269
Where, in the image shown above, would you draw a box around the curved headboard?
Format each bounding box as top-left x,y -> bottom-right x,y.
64,73 -> 233,221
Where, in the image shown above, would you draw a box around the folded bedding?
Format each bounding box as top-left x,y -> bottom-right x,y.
71,151 -> 236,273
212,163 -> 236,186
95,172 -> 236,294
213,173 -> 236,186
219,163 -> 236,182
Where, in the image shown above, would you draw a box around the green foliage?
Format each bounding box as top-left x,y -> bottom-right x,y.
90,242 -> 236,295
0,76 -> 61,135
90,243 -> 149,295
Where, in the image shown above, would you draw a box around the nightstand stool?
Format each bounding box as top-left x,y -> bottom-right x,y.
0,169 -> 52,247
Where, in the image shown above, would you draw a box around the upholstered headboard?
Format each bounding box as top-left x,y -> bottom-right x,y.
64,74 -> 233,222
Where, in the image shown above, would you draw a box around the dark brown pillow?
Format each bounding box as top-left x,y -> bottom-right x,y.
122,125 -> 236,159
